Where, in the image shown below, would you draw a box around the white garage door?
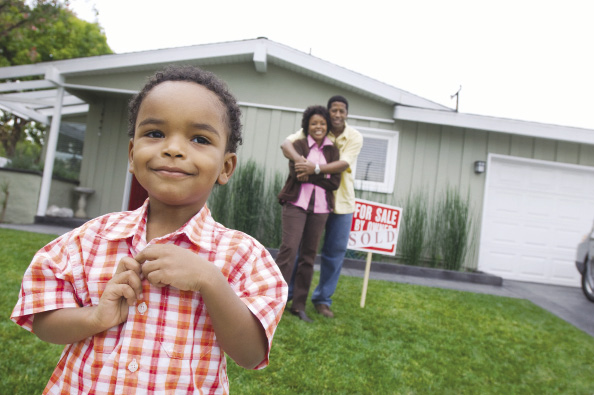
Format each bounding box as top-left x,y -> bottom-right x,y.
478,154 -> 594,287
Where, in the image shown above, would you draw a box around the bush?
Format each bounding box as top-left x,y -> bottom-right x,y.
399,190 -> 428,266
208,161 -> 477,272
5,142 -> 42,172
208,160 -> 285,248
431,187 -> 474,271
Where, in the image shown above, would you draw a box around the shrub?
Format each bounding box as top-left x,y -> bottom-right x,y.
0,179 -> 9,223
262,171 -> 284,248
399,190 -> 428,266
208,160 -> 284,248
431,187 -> 473,271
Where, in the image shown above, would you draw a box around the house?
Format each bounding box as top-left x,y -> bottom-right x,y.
1,38 -> 593,287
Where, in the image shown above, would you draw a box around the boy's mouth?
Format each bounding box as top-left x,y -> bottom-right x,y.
152,166 -> 194,177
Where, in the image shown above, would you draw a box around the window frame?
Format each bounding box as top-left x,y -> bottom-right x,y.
353,126 -> 399,194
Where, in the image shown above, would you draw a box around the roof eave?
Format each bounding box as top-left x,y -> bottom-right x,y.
0,38 -> 451,111
394,105 -> 594,145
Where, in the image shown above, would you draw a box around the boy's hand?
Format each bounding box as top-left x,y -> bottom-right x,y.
135,244 -> 214,292
94,257 -> 143,330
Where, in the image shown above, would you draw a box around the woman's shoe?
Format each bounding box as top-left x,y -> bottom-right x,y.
290,309 -> 313,323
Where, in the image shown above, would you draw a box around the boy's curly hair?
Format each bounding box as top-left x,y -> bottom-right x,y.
301,105 -> 331,136
127,65 -> 243,153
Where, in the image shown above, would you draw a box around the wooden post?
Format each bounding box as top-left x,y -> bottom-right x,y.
360,251 -> 373,308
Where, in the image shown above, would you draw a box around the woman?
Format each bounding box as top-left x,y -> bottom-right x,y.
276,105 -> 341,322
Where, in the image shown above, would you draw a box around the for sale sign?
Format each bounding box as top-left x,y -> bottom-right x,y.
348,199 -> 402,256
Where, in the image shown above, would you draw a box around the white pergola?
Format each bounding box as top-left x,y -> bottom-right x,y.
0,66 -> 137,217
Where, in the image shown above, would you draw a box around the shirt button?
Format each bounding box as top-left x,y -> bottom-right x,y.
128,358 -> 138,373
137,302 -> 147,315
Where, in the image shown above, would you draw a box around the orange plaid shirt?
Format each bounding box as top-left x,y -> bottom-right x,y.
11,200 -> 287,394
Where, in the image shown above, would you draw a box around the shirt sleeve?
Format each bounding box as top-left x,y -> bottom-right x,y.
339,129 -> 364,169
285,128 -> 306,143
11,233 -> 81,332
227,237 -> 288,370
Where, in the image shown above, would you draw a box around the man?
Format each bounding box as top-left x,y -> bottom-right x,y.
280,95 -> 363,318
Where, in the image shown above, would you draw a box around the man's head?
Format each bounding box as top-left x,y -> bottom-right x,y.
128,65 -> 243,153
327,95 -> 348,133
327,95 -> 348,112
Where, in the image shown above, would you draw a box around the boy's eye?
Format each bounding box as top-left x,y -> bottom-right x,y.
145,130 -> 164,138
191,136 -> 210,144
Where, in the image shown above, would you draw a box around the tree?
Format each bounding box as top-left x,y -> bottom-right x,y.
0,0 -> 112,161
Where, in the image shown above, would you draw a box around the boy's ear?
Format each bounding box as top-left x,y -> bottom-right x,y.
217,152 -> 237,185
128,139 -> 135,174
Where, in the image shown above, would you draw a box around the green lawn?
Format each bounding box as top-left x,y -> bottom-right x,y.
2,228 -> 594,394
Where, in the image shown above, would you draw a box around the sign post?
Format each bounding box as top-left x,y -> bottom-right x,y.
348,199 -> 402,307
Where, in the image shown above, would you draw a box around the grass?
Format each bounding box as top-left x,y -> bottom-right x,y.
3,228 -> 594,394
1,229 -> 64,394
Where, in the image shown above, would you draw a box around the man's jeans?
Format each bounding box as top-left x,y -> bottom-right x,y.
310,212 -> 353,306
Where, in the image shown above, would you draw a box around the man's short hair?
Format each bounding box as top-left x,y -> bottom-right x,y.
327,95 -> 349,112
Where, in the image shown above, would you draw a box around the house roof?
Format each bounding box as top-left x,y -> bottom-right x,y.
0,37 -> 592,144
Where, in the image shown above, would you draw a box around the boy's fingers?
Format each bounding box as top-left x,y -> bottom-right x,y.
115,256 -> 141,275
111,269 -> 143,300
134,244 -> 163,264
110,283 -> 139,306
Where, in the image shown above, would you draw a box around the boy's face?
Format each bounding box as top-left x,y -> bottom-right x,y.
328,101 -> 347,131
128,81 -> 236,212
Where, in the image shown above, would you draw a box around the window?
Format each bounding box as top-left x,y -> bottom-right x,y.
353,127 -> 398,193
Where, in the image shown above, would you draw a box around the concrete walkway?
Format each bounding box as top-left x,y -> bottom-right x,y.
3,222 -> 594,338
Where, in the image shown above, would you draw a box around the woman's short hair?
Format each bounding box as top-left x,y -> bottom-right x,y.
301,105 -> 331,136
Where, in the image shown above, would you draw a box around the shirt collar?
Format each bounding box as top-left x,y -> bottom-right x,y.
307,134 -> 333,148
332,122 -> 353,142
101,198 -> 215,250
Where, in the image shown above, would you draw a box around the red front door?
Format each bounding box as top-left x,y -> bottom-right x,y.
128,175 -> 148,210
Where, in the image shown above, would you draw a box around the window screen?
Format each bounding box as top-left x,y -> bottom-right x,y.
353,126 -> 398,194
355,136 -> 387,183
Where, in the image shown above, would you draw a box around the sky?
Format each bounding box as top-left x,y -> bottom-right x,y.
68,0 -> 594,130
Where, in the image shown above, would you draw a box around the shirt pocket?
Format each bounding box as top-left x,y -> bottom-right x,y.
87,280 -> 121,355
159,292 -> 214,360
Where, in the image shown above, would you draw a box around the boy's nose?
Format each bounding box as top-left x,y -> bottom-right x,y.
162,137 -> 185,158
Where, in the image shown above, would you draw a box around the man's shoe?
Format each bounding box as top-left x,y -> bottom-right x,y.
290,309 -> 313,323
315,304 -> 334,318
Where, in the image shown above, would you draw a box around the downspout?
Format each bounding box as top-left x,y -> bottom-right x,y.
36,67 -> 64,217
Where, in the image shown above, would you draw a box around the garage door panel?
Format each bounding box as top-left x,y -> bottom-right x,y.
531,167 -> 552,187
488,220 -> 522,244
554,228 -> 584,251
523,225 -> 549,246
557,198 -> 590,221
482,252 -> 517,274
560,171 -> 594,196
519,255 -> 548,279
525,194 -> 556,217
551,259 -> 579,281
489,191 -> 521,215
479,155 -> 594,287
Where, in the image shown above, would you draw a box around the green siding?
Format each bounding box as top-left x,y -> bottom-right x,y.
63,62 -> 594,273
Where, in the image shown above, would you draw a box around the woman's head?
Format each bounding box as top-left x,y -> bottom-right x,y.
128,65 -> 243,153
301,105 -> 331,137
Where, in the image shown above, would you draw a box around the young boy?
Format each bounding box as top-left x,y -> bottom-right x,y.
11,65 -> 288,394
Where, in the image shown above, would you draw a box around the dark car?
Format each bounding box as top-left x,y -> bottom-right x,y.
576,222 -> 594,302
